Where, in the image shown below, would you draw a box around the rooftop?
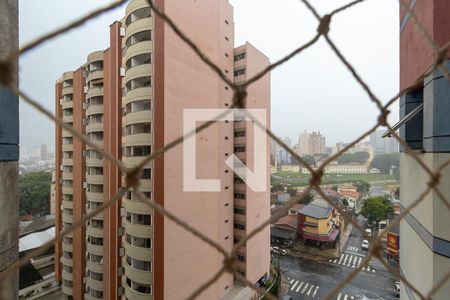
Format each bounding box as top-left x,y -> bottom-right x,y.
299,199 -> 332,219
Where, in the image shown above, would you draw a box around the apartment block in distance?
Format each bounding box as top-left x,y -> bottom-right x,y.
398,0 -> 450,299
54,0 -> 271,299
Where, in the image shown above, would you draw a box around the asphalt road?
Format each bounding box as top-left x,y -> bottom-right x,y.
278,217 -> 397,300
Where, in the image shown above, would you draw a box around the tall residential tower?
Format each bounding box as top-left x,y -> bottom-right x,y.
54,1 -> 271,299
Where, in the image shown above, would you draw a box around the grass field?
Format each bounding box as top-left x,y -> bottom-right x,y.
271,171 -> 398,187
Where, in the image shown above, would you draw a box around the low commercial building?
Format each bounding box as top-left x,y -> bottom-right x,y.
298,199 -> 339,247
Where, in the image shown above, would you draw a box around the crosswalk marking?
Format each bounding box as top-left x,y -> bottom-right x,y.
329,253 -> 375,273
312,286 -> 319,297
307,285 -> 314,295
336,292 -> 355,300
288,280 -> 320,298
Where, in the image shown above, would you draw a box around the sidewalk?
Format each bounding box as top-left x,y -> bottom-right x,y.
287,222 -> 354,261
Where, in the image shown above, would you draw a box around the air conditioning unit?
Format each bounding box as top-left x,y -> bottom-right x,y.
120,207 -> 126,217
59,99 -> 64,105
120,67 -> 126,77
120,27 -> 126,37
118,267 -> 124,276
118,286 -> 124,296
82,102 -> 88,110
82,118 -> 88,126
118,227 -> 124,236
60,165 -> 64,171
84,86 -> 88,93
119,247 -> 125,256
83,182 -> 88,189
82,150 -> 88,157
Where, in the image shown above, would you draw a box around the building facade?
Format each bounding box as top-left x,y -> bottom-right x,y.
399,0 -> 450,299
54,1 -> 270,299
297,131 -> 326,156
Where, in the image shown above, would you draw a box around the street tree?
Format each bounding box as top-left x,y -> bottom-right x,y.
342,198 -> 349,207
354,181 -> 370,196
360,196 -> 394,226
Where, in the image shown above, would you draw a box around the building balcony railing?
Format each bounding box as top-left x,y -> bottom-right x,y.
62,172 -> 73,180
62,144 -> 73,152
61,256 -> 73,267
87,225 -> 103,238
87,208 -> 104,220
123,198 -> 152,215
86,122 -> 104,133
62,186 -> 73,194
125,17 -> 152,43
122,156 -> 152,168
87,259 -> 103,274
125,64 -> 152,86
62,269 -> 73,281
87,70 -> 104,83
86,277 -> 104,291
62,115 -> 73,123
86,157 -> 103,167
86,191 -> 104,202
124,283 -> 152,300
125,40 -> 153,64
62,241 -> 73,252
86,104 -> 103,116
123,111 -> 153,127
62,200 -> 73,209
87,242 -> 103,256
123,219 -> 152,239
62,214 -> 73,224
61,86 -> 73,96
61,284 -> 73,296
123,240 -> 152,262
62,129 -> 73,138
124,261 -> 152,285
122,133 -> 152,147
86,174 -> 103,185
125,87 -> 152,105
86,87 -> 104,99
62,158 -> 74,166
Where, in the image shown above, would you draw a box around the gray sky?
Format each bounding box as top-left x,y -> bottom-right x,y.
19,0 -> 399,149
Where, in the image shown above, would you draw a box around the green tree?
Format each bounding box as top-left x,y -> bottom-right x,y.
331,185 -> 338,192
19,171 -> 52,216
271,183 -> 284,193
370,153 -> 400,174
337,151 -> 369,164
360,197 -> 394,226
342,198 -> 349,207
294,191 -> 314,205
292,155 -> 315,168
286,187 -> 297,197
354,181 -> 370,196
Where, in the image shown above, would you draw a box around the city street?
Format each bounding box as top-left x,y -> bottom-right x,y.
278,217 -> 398,300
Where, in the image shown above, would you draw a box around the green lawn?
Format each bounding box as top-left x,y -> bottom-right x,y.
271,171 -> 398,187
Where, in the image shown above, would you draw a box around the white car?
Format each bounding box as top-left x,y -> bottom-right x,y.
361,239 -> 370,250
271,246 -> 287,256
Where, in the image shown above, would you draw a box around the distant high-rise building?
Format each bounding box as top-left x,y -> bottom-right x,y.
54,1 -> 270,299
370,130 -> 398,155
40,144 -> 48,160
298,131 -> 325,156
50,171 -> 56,215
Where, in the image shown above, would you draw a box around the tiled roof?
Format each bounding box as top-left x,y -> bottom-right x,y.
299,199 -> 332,219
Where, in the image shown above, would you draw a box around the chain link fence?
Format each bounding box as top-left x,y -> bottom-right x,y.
0,0 -> 449,299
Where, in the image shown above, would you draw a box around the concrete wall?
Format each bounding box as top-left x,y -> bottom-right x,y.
0,0 -> 19,299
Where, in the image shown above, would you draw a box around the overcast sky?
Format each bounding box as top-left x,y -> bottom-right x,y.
19,0 -> 399,149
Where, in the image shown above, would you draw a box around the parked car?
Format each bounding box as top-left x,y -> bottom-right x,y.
361,239 -> 370,250
365,228 -> 372,236
270,246 -> 286,256
282,296 -> 293,300
394,281 -> 400,297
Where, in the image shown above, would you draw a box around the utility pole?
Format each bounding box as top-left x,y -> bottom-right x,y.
0,0 -> 19,299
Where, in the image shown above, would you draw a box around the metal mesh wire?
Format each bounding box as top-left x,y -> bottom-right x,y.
0,0 -> 449,299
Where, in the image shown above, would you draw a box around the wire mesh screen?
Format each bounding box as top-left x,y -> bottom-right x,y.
0,0 -> 449,299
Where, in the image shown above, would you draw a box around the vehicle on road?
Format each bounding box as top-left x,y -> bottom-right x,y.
394,281 -> 400,297
365,228 -> 372,236
361,239 -> 370,250
282,296 -> 293,300
271,246 -> 286,256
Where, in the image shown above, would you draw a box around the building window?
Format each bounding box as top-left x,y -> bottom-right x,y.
234,193 -> 246,200
234,223 -> 245,230
234,207 -> 245,215
234,131 -> 245,137
234,52 -> 246,62
234,146 -> 245,153
237,254 -> 246,262
142,168 -> 152,179
234,68 -> 246,77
